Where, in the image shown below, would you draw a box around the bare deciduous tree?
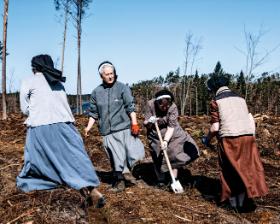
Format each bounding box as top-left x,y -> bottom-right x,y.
237,25 -> 280,100
1,0 -> 9,120
54,0 -> 72,75
179,32 -> 202,115
71,0 -> 92,115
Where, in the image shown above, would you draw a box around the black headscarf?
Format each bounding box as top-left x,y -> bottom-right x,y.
31,54 -> 66,83
98,61 -> 118,79
206,75 -> 229,93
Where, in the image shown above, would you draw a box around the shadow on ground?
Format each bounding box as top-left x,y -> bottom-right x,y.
130,162 -> 221,201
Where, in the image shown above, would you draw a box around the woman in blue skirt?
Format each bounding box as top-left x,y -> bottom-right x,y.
17,54 -> 104,208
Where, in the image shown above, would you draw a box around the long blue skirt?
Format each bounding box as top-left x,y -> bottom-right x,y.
16,122 -> 100,192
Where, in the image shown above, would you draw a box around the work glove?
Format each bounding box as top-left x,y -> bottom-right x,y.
131,124 -> 140,136
201,135 -> 210,147
148,116 -> 158,124
201,135 -> 216,150
161,140 -> 168,151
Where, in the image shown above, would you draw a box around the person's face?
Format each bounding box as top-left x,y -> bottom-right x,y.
101,66 -> 115,84
157,98 -> 171,112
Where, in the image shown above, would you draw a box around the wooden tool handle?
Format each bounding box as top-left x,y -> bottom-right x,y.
155,121 -> 176,182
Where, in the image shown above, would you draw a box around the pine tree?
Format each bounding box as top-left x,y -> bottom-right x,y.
237,70 -> 246,96
213,61 -> 224,76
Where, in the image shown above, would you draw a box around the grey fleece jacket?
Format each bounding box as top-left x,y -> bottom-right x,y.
88,81 -> 135,136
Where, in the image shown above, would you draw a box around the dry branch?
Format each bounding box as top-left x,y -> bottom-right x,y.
174,214 -> 192,222
174,203 -> 212,216
0,163 -> 20,171
6,208 -> 39,224
261,205 -> 280,211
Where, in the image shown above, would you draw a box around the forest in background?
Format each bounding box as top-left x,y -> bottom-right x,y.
1,61 -> 280,117
132,61 -> 280,116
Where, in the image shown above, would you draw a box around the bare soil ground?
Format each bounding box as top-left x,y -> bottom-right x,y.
0,113 -> 279,224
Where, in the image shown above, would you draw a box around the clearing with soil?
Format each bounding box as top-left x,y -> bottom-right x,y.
0,114 -> 279,223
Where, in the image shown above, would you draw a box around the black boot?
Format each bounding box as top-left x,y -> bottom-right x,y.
80,187 -> 93,208
123,172 -> 138,185
110,171 -> 125,192
238,198 -> 257,213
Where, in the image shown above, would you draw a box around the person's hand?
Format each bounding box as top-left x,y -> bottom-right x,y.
161,140 -> 168,151
201,136 -> 210,147
84,127 -> 91,137
148,116 -> 158,124
131,124 -> 140,136
201,135 -> 209,146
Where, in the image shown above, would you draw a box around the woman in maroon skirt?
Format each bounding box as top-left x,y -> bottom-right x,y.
202,74 -> 268,212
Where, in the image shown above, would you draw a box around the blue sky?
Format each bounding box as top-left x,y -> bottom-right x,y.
2,0 -> 280,94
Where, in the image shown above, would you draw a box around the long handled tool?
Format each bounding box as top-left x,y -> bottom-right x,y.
155,121 -> 184,194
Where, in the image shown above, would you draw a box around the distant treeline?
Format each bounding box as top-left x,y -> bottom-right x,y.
1,66 -> 280,116
132,63 -> 280,116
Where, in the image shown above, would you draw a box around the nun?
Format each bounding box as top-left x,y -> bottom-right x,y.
202,74 -> 268,212
17,54 -> 104,208
84,61 -> 145,192
144,89 -> 200,183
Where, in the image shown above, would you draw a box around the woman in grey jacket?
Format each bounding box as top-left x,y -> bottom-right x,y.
85,61 -> 145,192
17,54 -> 104,208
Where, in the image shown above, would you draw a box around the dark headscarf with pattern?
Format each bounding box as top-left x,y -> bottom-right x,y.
31,54 -> 66,83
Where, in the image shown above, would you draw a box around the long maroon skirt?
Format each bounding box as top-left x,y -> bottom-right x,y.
218,135 -> 268,202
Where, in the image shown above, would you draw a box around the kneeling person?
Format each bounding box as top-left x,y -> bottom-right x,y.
144,89 -> 200,183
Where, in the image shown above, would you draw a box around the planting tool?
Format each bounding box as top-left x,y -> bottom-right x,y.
155,121 -> 184,194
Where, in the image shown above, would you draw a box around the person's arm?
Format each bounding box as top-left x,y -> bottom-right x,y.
122,85 -> 140,136
130,111 -> 137,125
19,80 -> 30,115
207,122 -> 219,141
208,100 -> 220,141
161,104 -> 177,149
161,126 -> 175,150
85,91 -> 98,136
202,100 -> 219,147
130,111 -> 141,136
84,117 -> 96,136
143,101 -> 159,133
122,84 -> 135,115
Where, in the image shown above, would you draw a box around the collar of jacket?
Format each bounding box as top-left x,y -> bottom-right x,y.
102,80 -> 117,89
216,86 -> 230,96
